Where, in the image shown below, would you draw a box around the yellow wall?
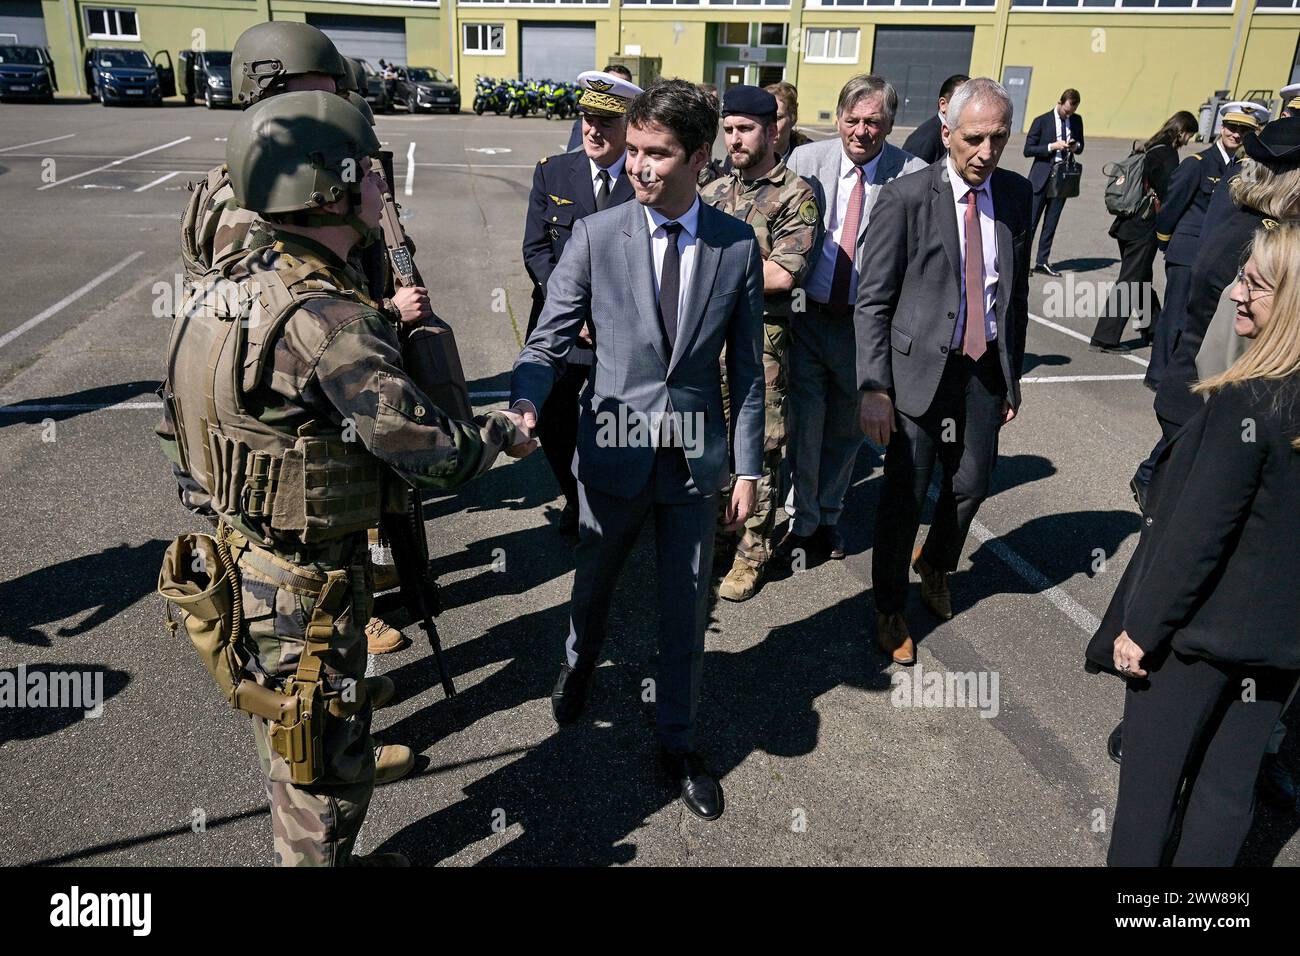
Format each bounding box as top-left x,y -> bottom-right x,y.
1235,19 -> 1300,103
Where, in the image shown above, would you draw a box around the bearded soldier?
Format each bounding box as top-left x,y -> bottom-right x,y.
158,91 -> 534,865
700,85 -> 822,601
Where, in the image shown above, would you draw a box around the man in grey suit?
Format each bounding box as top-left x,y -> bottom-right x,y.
856,78 -> 1032,665
510,80 -> 765,820
781,75 -> 927,564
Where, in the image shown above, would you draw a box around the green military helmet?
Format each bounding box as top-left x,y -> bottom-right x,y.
340,58 -> 367,96
231,21 -> 347,106
227,90 -> 380,217
345,90 -> 375,126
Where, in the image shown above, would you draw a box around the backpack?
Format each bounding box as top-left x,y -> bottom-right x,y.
1102,147 -> 1149,218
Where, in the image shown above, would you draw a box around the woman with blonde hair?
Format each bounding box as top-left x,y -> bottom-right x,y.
1086,220 -> 1300,866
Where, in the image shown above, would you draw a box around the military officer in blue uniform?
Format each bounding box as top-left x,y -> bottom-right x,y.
522,69 -> 643,536
1147,101 -> 1263,388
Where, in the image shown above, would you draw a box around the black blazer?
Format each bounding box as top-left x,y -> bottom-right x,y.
1155,143 -> 1229,266
902,114 -> 945,165
1154,164 -> 1265,429
855,161 -> 1032,417
1024,109 -> 1085,194
1087,376 -> 1300,674
521,149 -> 634,330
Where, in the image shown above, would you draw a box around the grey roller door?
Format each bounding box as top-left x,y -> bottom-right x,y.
871,27 -> 974,128
520,23 -> 595,83
0,0 -> 47,46
306,13 -> 407,66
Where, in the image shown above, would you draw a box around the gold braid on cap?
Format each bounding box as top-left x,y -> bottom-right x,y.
1223,110 -> 1260,129
1288,97 -> 1300,111
579,89 -> 627,115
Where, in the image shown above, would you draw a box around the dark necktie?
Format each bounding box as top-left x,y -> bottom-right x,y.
963,188 -> 987,361
659,222 -> 684,348
829,164 -> 866,313
595,169 -> 611,211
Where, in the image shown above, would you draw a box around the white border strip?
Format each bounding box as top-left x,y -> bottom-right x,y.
132,170 -> 181,193
0,251 -> 145,352
38,137 -> 191,190
0,133 -> 76,153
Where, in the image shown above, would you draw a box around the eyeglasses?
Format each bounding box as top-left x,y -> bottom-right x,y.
1235,267 -> 1274,299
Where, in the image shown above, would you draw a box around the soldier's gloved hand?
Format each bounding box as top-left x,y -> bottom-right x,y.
391,286 -> 433,325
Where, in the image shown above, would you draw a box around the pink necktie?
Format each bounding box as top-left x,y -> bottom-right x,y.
963,188 -> 987,360
829,165 -> 866,312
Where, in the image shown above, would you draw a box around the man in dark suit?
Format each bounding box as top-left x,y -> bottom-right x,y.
523,70 -> 641,536
511,80 -> 765,819
902,73 -> 968,165
1023,88 -> 1083,277
856,77 -> 1032,665
1147,103 -> 1255,390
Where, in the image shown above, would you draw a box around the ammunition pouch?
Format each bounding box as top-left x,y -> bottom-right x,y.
157,527 -> 243,704
404,317 -> 473,423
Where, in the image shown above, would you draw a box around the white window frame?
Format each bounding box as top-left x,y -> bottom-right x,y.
462,22 -> 506,56
803,27 -> 858,64
85,7 -> 140,42
757,23 -> 788,47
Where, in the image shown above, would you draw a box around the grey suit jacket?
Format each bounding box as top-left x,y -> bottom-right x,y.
510,199 -> 766,499
855,160 -> 1033,418
786,138 -> 927,290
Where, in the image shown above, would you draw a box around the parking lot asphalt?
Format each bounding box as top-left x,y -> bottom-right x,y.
0,102 -> 1295,866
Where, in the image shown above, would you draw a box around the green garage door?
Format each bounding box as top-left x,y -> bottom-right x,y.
871,26 -> 974,129
306,13 -> 407,66
520,23 -> 595,83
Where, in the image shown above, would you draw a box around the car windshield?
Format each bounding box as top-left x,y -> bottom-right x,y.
204,51 -> 231,67
357,59 -> 377,77
0,46 -> 44,65
97,49 -> 151,69
406,68 -> 450,83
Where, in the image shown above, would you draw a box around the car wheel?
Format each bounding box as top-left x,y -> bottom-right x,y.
407,94 -> 418,114
205,88 -> 213,109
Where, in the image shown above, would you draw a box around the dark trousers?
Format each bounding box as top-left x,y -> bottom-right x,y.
538,363 -> 589,509
1091,232 -> 1161,346
1109,650 -> 1295,867
1146,262 -> 1189,390
872,350 -> 1006,616
566,447 -> 719,753
1029,189 -> 1066,267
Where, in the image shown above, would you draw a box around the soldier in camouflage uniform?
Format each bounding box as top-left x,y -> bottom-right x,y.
158,91 -> 534,865
701,86 -> 822,601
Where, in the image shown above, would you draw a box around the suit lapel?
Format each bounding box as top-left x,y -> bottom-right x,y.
858,145 -> 896,245
991,171 -> 1013,319
568,155 -> 596,217
822,145 -> 840,232
609,170 -> 635,206
621,204 -> 669,368
934,162 -> 961,288
669,205 -> 721,374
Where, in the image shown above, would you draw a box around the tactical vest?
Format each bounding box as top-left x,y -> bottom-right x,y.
180,165 -> 263,288
163,259 -> 384,548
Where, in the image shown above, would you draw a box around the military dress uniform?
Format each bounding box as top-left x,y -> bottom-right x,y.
521,70 -> 641,528
700,87 -> 822,596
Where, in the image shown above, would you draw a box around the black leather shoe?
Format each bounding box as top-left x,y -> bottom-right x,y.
819,525 -> 846,560
1107,721 -> 1122,765
774,530 -> 816,567
551,664 -> 592,725
1035,263 -> 1062,278
1089,341 -> 1137,354
1258,753 -> 1297,810
660,749 -> 723,820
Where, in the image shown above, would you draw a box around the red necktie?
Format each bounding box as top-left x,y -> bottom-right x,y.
829,164 -> 866,313
963,188 -> 987,360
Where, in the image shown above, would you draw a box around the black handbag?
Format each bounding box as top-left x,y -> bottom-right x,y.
1046,155 -> 1082,199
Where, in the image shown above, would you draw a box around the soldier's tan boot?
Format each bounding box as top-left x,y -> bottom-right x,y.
718,557 -> 764,602
374,744 -> 415,786
366,617 -> 408,654
875,612 -> 916,666
362,675 -> 397,710
912,547 -> 953,621
352,851 -> 411,867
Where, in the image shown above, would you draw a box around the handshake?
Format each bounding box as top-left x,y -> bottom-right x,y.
500,400 -> 540,459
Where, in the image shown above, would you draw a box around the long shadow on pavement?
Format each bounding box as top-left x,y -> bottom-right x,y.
0,380 -> 159,429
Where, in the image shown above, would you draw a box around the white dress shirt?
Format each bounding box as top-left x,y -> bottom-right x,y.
946,158 -> 999,349
1217,140 -> 1231,166
806,147 -> 884,304
644,196 -> 701,323
589,153 -> 626,206
1053,108 -> 1074,163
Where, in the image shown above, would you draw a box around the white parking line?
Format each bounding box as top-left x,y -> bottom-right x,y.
405,141 -> 416,197
37,137 -> 192,191
0,251 -> 145,352
416,162 -> 534,170
1028,311 -> 1150,368
1021,374 -> 1147,384
0,401 -> 162,414
0,133 -> 76,153
133,171 -> 182,193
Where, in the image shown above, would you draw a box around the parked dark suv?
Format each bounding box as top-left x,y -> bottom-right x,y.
0,45 -> 57,102
395,67 -> 459,114
178,49 -> 232,108
83,47 -> 175,106
353,58 -> 392,113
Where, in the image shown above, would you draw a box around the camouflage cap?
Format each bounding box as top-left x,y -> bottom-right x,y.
232,21 -> 347,106
227,90 -> 380,216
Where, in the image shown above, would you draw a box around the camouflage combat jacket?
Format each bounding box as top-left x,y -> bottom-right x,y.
699,159 -> 822,319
